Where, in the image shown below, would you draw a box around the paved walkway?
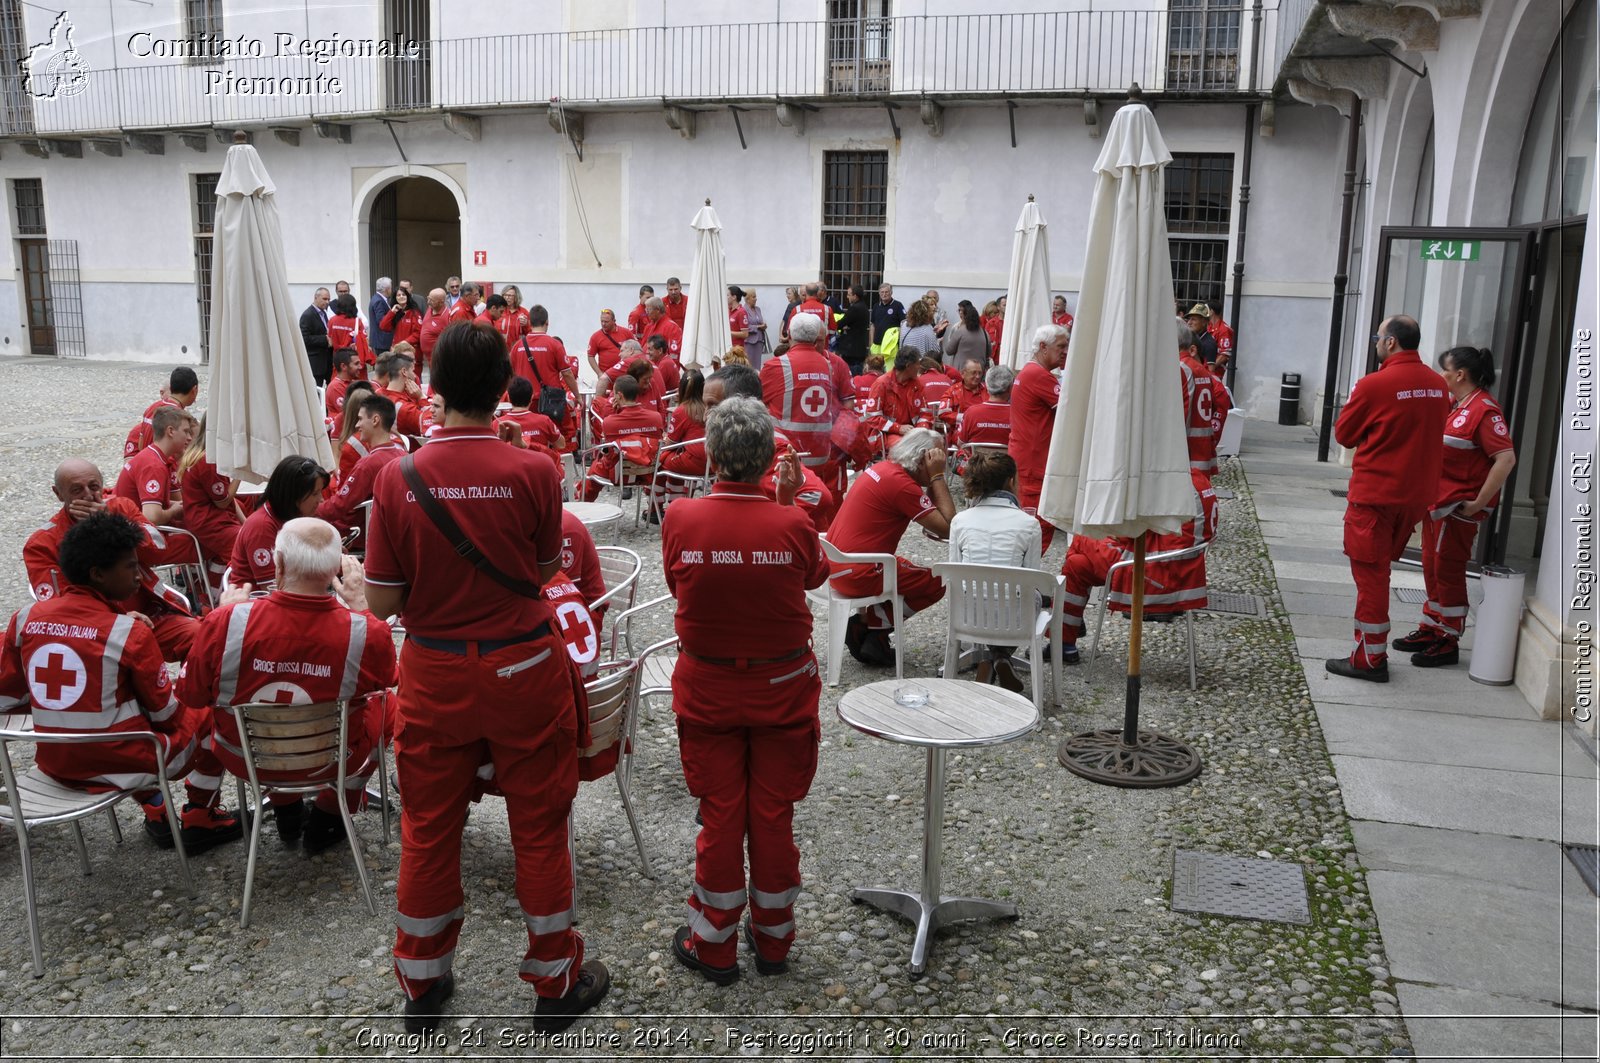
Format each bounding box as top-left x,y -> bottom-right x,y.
1242,419 -> 1599,1063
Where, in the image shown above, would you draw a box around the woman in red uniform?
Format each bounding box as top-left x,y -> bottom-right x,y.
653,369 -> 709,517
328,294 -> 370,374
229,457 -> 329,589
333,382 -> 376,482
380,286 -> 424,352
177,414 -> 243,597
1392,346 -> 1516,668
662,396 -> 825,984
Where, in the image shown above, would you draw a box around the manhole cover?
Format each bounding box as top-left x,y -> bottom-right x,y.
1170,850 -> 1311,925
1566,845 -> 1600,896
1394,587 -> 1427,604
1204,590 -> 1265,618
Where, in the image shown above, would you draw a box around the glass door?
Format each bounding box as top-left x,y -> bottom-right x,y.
1367,227 -> 1536,564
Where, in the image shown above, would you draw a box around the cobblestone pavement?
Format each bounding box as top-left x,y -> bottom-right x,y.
0,356 -> 1412,1059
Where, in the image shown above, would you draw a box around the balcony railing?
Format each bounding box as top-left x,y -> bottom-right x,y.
0,9 -> 1274,139
1273,0 -> 1320,82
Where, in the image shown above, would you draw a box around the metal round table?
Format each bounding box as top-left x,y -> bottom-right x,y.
836,678 -> 1040,976
563,500 -> 623,542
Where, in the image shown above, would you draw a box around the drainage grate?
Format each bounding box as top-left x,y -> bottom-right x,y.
1171,850 -> 1311,925
1203,590 -> 1265,618
1213,488 -> 1236,500
1566,845 -> 1600,896
1394,587 -> 1427,604
1329,488 -> 1349,498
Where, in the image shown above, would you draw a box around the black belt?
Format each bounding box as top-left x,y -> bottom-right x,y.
408,621 -> 553,656
681,646 -> 809,669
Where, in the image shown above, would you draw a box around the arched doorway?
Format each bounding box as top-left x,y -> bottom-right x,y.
363,175 -> 461,298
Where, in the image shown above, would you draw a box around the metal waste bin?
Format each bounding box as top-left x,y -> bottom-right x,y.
1469,565 -> 1525,686
1278,373 -> 1301,426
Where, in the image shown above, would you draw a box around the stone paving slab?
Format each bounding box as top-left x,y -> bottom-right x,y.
1368,869 -> 1599,1010
1395,984 -> 1598,1063
1320,703 -> 1577,775
1331,755 -> 1597,843
1301,660 -> 1540,717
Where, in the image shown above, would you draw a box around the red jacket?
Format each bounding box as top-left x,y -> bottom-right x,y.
316,440 -> 406,547
1008,361 -> 1059,481
380,306 -> 423,350
1108,470 -> 1219,617
598,405 -> 665,467
1335,351 -> 1450,507
24,498 -> 191,618
125,397 -> 179,459
1180,352 -> 1221,475
864,373 -> 927,435
760,347 -> 839,468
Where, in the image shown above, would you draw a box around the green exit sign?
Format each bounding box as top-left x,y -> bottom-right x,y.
1419,240 -> 1481,262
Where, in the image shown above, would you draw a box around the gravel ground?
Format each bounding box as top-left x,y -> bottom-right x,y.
0,356 -> 1412,1060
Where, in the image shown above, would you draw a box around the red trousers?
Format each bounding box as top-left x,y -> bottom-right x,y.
1060,536 -> 1120,644
391,636 -> 584,1002
1421,512 -> 1482,639
1017,474 -> 1056,552
150,612 -> 197,663
1343,502 -> 1424,666
831,557 -> 945,631
673,653 -> 821,968
579,452 -> 652,502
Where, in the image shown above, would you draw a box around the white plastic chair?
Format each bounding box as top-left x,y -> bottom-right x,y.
227,698 -> 379,927
1089,540 -> 1212,691
809,536 -> 904,686
932,562 -> 1064,713
0,723 -> 195,976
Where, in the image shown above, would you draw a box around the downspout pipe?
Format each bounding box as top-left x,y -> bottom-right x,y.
1226,0 -> 1267,393
1317,95 -> 1364,462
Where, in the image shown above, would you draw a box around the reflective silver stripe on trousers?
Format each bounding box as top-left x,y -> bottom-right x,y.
31,699 -> 143,730
1442,435 -> 1478,450
1108,587 -> 1207,607
1186,427 -> 1212,437
339,610 -> 367,701
1354,620 -> 1389,634
752,919 -> 796,937
693,883 -> 748,909
1060,591 -> 1088,607
751,885 -> 800,908
396,906 -> 464,938
1363,641 -> 1388,654
216,601 -> 255,709
100,613 -> 135,711
519,955 -> 574,979
686,905 -> 738,943
395,953 -> 454,979
523,906 -> 575,935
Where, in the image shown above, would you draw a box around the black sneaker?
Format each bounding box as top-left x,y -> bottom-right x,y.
1044,642 -> 1081,666
1324,657 -> 1389,683
302,806 -> 348,857
403,971 -> 455,1034
1411,641 -> 1460,668
532,961 -> 611,1033
858,630 -> 895,668
742,919 -> 788,976
178,803 -> 245,855
144,811 -> 175,850
1392,628 -> 1439,653
273,799 -> 305,845
672,925 -> 739,986
843,614 -> 868,658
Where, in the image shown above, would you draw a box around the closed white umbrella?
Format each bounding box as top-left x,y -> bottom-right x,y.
1042,94 -> 1200,789
678,199 -> 731,371
997,195 -> 1054,371
207,132 -> 335,481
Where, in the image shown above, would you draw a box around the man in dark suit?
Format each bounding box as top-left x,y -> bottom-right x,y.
300,286 -> 333,385
369,277 -> 395,356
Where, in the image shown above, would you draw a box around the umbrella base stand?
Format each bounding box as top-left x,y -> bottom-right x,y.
1057,728 -> 1202,788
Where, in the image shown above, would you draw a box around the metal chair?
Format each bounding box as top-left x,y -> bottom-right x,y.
1088,539 -> 1213,691
615,593 -> 678,703
154,525 -> 215,611
581,443 -> 657,527
227,698 -> 379,927
648,439 -> 711,521
0,723 -> 195,976
591,547 -> 642,654
932,562 -> 1064,713
572,656 -> 659,880
809,536 -> 904,686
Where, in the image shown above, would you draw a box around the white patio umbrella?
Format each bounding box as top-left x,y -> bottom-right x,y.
1041,95 -> 1200,789
207,133 -> 334,481
678,199 -> 731,371
997,195 -> 1055,371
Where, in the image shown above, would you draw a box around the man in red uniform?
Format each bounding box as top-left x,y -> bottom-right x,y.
1058,470 -> 1218,664
644,333 -> 683,395
626,285 -> 654,336
316,394 -> 408,551
661,396 -> 825,983
663,276 -> 688,329
2,512 -> 241,853
636,297 -> 685,361
761,312 -> 841,483
1179,326 -> 1221,477
325,350 -> 360,423
707,366 -> 835,531
125,367 -> 200,459
373,350 -> 424,437
826,429 -> 956,665
578,376 -> 664,502
26,459 -> 198,661
1051,295 -> 1075,331
958,365 -> 1014,448
793,283 -> 835,336
418,288 -> 450,373
511,306 -> 581,441
178,517 -> 396,853
497,377 -> 566,454
363,320 -> 608,1034
446,282 -> 479,325
863,351 -> 927,454
116,405 -> 195,529
586,309 -> 634,378
1207,301 -> 1234,370
1326,315 -> 1450,682
1008,324 -> 1069,549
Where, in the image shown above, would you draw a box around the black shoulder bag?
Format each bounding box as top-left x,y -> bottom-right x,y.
522,337 -> 570,423
399,455 -> 545,599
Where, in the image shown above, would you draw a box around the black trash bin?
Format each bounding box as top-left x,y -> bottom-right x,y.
1278,373 -> 1301,426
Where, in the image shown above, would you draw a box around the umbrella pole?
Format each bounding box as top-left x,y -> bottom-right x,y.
1122,535 -> 1146,746
1058,532 -> 1202,788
